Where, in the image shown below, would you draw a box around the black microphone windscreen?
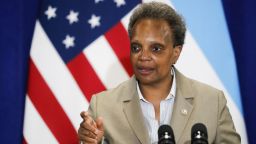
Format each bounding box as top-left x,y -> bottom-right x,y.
158,125 -> 175,144
191,123 -> 208,144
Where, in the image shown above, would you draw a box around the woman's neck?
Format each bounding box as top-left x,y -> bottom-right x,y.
139,75 -> 173,103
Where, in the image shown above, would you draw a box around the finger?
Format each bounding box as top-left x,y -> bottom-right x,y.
80,115 -> 95,128
81,112 -> 97,128
78,127 -> 97,139
80,111 -> 95,125
79,111 -> 99,136
80,111 -> 89,119
96,117 -> 104,131
79,134 -> 97,143
80,122 -> 99,137
79,133 -> 96,144
85,118 -> 98,133
80,136 -> 97,144
79,130 -> 97,144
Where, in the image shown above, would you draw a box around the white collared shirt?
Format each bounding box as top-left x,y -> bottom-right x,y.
137,68 -> 176,144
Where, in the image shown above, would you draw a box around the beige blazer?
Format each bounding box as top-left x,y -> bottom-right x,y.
88,69 -> 241,144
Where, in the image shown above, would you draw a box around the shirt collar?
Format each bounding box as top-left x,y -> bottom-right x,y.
137,67 -> 176,102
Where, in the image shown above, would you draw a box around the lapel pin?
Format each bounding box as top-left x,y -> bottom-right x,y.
181,109 -> 188,115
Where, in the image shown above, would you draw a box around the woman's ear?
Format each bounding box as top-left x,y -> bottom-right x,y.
173,45 -> 182,64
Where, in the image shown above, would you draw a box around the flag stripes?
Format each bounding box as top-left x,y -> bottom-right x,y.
83,35 -> 130,89
105,22 -> 133,76
27,59 -> 78,143
67,53 -> 106,101
30,22 -> 89,129
23,138 -> 28,144
23,96 -> 58,144
24,11 -> 132,144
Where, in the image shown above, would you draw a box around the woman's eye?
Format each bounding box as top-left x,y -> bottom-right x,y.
152,46 -> 161,52
131,44 -> 141,52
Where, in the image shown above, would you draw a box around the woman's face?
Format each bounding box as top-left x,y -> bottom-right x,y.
130,18 -> 181,85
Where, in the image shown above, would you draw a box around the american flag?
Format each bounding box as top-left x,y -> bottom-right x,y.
22,0 -> 248,143
23,0 -> 141,143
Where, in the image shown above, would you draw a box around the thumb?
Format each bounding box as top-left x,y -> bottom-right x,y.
96,117 -> 104,131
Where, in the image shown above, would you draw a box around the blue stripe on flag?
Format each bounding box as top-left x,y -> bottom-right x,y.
171,0 -> 243,113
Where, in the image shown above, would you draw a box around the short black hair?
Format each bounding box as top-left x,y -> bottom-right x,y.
128,2 -> 186,46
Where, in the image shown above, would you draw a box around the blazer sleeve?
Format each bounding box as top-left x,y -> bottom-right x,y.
215,91 -> 241,143
88,94 -> 97,120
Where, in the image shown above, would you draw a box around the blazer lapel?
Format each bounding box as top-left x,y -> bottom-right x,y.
122,76 -> 150,144
170,68 -> 195,143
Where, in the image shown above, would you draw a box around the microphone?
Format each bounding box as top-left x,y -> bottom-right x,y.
191,123 -> 208,144
158,124 -> 175,144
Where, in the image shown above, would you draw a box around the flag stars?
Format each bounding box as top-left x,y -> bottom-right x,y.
45,5 -> 57,20
95,0 -> 104,4
63,35 -> 75,49
114,0 -> 126,7
66,10 -> 79,24
88,14 -> 101,29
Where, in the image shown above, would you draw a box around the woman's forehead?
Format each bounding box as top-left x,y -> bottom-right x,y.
132,19 -> 173,43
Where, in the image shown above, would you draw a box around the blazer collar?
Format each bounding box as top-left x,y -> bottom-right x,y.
120,75 -> 137,101
121,68 -> 195,143
122,76 -> 150,144
170,68 -> 195,143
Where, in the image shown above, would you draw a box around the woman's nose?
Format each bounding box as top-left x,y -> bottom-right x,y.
139,49 -> 151,61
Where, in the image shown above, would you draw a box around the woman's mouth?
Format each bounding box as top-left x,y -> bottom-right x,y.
137,67 -> 154,75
